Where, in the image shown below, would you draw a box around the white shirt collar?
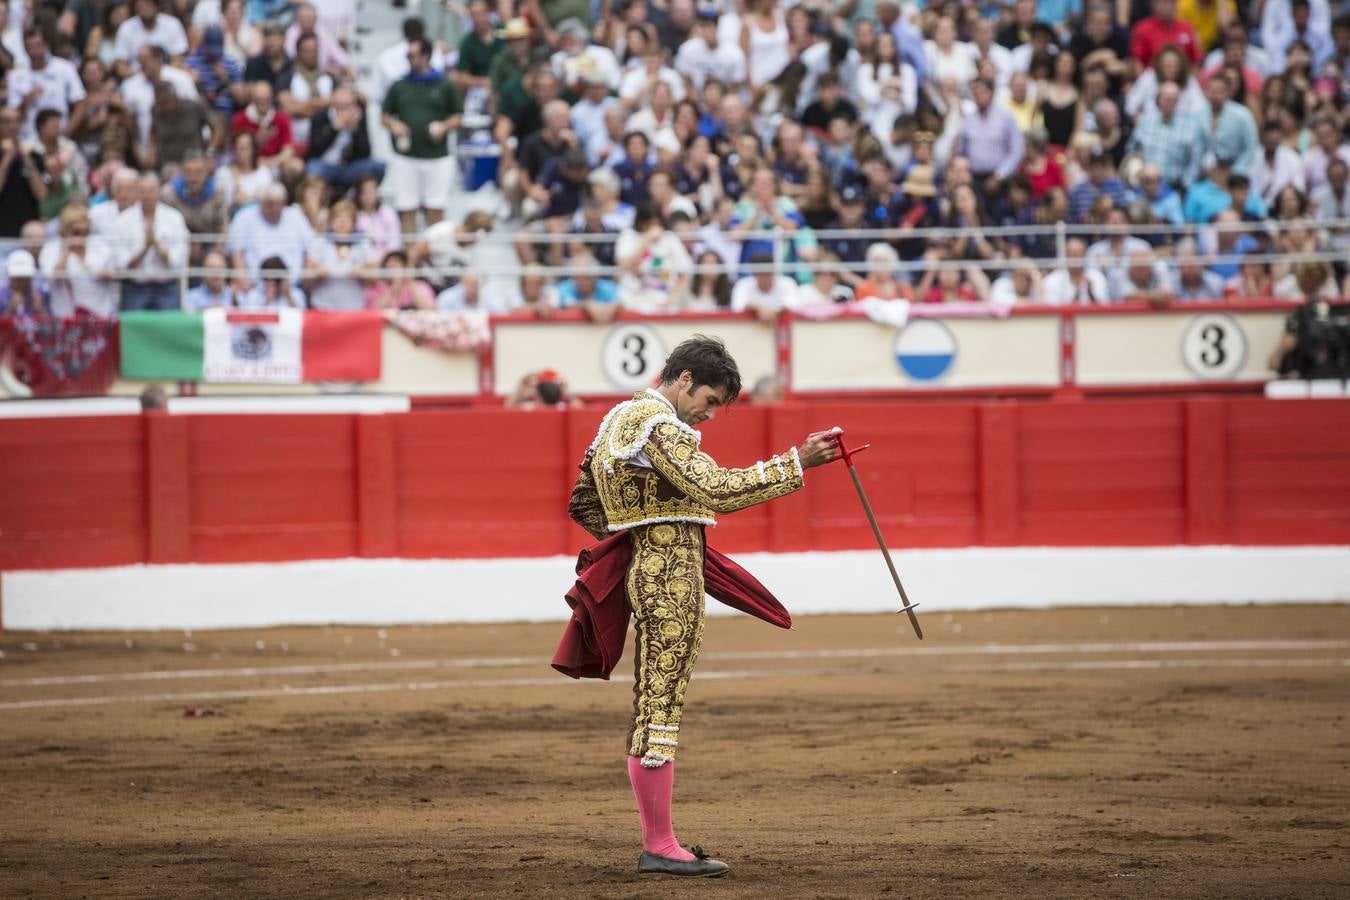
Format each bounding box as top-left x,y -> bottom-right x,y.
643,387 -> 675,412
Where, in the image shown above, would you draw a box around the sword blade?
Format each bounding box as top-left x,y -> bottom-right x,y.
846,465 -> 924,640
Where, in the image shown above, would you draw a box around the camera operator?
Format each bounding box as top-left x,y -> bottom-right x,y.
1269,261 -> 1350,379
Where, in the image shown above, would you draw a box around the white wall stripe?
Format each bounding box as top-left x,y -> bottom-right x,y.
7,545 -> 1349,631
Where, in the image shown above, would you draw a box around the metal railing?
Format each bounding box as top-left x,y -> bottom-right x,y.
3,218 -> 1347,299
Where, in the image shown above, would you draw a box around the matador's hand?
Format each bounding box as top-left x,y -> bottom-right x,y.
798,427 -> 842,469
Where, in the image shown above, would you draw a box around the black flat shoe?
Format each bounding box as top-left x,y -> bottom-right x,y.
638,846 -> 729,877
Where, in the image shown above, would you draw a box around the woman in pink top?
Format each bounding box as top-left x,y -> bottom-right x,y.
354,174 -> 401,258
364,250 -> 435,311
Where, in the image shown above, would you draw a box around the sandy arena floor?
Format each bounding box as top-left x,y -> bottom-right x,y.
1,604 -> 1348,899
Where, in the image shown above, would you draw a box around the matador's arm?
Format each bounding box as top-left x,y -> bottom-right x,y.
643,422 -> 803,515
568,455 -> 610,539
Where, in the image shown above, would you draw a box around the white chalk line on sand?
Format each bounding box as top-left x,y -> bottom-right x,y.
0,656 -> 1346,711
4,639 -> 1348,689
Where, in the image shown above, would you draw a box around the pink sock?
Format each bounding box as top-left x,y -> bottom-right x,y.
627,756 -> 696,861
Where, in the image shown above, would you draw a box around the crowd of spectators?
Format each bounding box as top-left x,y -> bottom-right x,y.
2,0 -> 1350,320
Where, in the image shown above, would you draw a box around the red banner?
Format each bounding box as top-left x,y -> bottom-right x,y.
300,310 -> 384,381
0,315 -> 120,397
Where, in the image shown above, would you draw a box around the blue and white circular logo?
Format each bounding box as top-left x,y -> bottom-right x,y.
894,319 -> 957,382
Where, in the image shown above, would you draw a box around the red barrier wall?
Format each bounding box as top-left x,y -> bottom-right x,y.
3,396 -> 1349,571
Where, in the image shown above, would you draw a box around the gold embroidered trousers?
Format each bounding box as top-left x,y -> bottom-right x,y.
626,520 -> 707,767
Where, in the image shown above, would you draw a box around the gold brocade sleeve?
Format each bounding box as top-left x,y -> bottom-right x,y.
643,422 -> 803,515
568,456 -> 610,539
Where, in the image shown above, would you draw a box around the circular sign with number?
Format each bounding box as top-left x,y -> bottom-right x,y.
601,324 -> 667,390
1181,312 -> 1247,380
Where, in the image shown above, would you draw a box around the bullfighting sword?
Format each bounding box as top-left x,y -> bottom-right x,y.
828,428 -> 924,640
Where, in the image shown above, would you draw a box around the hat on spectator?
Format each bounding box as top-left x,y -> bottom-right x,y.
556,17 -> 589,40
899,164 -> 937,198
696,3 -> 719,20
499,17 -> 532,40
1202,151 -> 1234,170
810,19 -> 833,36
912,130 -> 935,144
5,250 -> 36,278
580,67 -> 608,86
1088,146 -> 1112,163
839,183 -> 865,204
202,25 -> 225,55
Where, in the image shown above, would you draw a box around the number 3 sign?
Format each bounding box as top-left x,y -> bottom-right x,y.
1181,312 -> 1247,380
601,324 -> 667,390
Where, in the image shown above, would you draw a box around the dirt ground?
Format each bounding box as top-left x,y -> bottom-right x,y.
1,604 -> 1347,899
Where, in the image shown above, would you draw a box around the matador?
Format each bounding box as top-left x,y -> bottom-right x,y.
556,335 -> 839,878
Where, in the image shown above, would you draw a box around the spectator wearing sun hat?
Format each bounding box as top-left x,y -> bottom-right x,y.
1,250 -> 47,315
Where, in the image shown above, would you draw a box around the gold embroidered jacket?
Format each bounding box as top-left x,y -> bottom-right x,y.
568,391 -> 804,536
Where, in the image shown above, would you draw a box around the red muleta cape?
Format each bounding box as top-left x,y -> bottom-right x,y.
552,531 -> 792,679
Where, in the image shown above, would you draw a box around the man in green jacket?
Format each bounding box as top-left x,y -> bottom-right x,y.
382,37 -> 463,234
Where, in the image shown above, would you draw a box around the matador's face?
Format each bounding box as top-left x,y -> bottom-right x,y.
674,380 -> 730,427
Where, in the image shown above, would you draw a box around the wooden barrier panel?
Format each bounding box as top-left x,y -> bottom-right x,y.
0,416 -> 148,569
2,396 -> 1349,571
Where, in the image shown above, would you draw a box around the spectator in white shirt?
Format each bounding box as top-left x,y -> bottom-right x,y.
120,44 -> 198,149
619,43 -> 685,108
1042,237 -> 1110,305
6,28 -> 86,141
1108,247 -> 1173,304
551,19 -> 622,93
226,183 -> 315,281
0,0 -> 28,71
1301,116 -> 1350,193
90,168 -> 140,236
1085,206 -> 1151,283
116,172 -> 190,311
184,251 -> 237,310
284,3 -> 352,80
615,204 -> 693,311
1311,158 -> 1350,254
570,71 -> 618,163
989,258 -> 1043,307
730,252 -> 799,319
966,17 -> 1012,86
40,206 -> 118,318
676,6 -> 747,94
1250,120 -> 1307,208
625,79 -> 678,143
114,0 -> 189,66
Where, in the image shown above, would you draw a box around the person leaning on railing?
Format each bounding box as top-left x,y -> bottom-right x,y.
305,199 -> 373,312
38,206 -> 117,318
0,251 -> 47,316
1042,237 -> 1111,305
184,252 -> 237,311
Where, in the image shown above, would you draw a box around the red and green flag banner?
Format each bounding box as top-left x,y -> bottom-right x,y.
120,310 -> 383,383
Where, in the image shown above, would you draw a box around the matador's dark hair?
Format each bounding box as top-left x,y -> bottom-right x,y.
660,335 -> 742,403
